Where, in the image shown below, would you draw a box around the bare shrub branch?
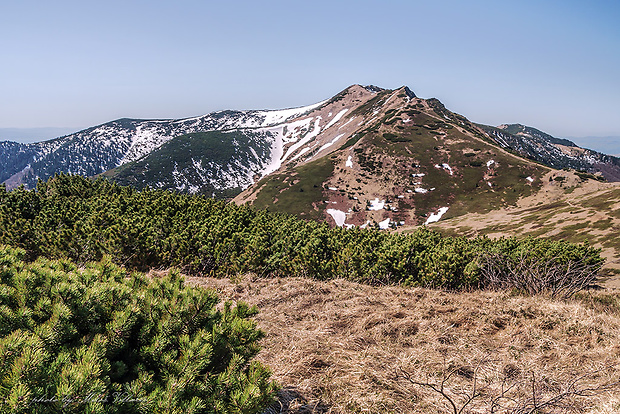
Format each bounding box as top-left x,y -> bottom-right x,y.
479,253 -> 601,299
399,358 -> 619,414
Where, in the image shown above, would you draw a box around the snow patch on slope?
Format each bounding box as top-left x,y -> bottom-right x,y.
327,209 -> 347,227
425,207 -> 449,225
291,147 -> 311,161
345,156 -> 353,168
338,117 -> 356,130
259,100 -> 327,126
323,109 -> 349,130
280,117 -> 322,162
368,198 -> 385,211
379,218 -> 391,230
318,134 -> 345,153
435,163 -> 454,175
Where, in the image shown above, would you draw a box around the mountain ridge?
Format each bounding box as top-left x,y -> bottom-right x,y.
0,98 -> 329,189
479,123 -> 620,180
2,84 -> 620,229
233,85 -> 547,227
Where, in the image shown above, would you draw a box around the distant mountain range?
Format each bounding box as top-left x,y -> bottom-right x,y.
568,136 -> 620,157
479,124 -> 620,181
2,85 -> 620,227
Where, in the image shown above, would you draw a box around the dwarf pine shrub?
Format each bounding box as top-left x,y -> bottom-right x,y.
0,246 -> 277,414
0,175 -> 604,291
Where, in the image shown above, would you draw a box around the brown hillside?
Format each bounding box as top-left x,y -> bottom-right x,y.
235,86 -> 547,228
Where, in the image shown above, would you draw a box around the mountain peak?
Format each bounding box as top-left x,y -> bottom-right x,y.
402,86 -> 416,99
362,85 -> 385,93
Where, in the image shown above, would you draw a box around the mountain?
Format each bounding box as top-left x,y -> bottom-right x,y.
104,129 -> 277,198
2,84 -> 619,228
0,101 -> 326,190
233,86 -> 547,227
480,123 -> 620,181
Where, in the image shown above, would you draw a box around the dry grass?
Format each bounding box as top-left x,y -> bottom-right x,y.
185,275 -> 620,414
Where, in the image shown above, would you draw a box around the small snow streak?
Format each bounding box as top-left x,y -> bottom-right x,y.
259,100 -> 327,126
324,109 -> 349,130
318,133 -> 345,153
291,147 -> 311,161
327,209 -> 347,227
368,198 -> 385,211
345,156 -> 353,168
435,164 -> 453,175
425,207 -> 449,225
338,116 -> 356,130
379,218 -> 391,230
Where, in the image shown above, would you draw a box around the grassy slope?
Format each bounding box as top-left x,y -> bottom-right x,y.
188,274 -> 620,414
427,170 -> 620,283
358,110 -> 545,220
248,156 -> 336,220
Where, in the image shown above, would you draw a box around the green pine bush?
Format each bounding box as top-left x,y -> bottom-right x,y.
0,174 -> 604,291
0,245 -> 277,413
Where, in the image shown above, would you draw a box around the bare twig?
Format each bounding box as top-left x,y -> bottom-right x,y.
399,358 -> 619,414
479,253 -> 601,299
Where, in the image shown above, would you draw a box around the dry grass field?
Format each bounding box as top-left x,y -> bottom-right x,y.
184,274 -> 620,414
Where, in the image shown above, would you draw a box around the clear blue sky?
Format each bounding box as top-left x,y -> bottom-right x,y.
1,0 -> 619,140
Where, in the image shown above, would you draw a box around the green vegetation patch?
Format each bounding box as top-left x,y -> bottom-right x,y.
252,156 -> 335,219
382,132 -> 410,142
0,245 -> 277,413
575,171 -> 606,182
339,133 -> 363,150
107,130 -> 272,199
0,175 -> 604,292
583,189 -> 620,212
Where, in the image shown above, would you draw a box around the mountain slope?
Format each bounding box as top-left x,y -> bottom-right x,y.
427,169 -> 620,282
480,123 -> 620,181
235,86 -> 547,227
104,129 -> 276,197
0,102 -> 326,190
0,141 -> 38,184
103,85 -> 386,197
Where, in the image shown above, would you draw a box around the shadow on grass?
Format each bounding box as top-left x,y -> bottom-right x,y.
262,387 -> 331,414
